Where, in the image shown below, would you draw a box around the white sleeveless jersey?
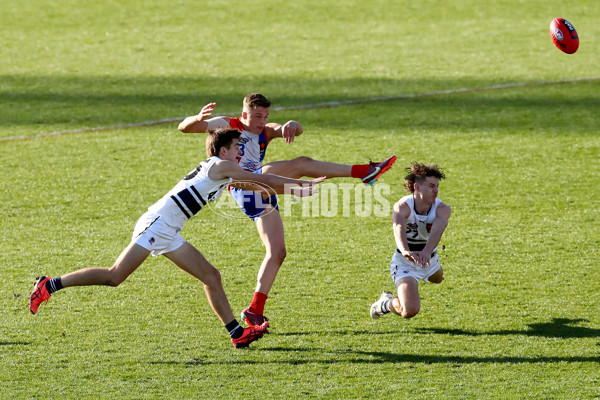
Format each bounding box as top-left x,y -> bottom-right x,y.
146,156 -> 231,229
398,195 -> 444,252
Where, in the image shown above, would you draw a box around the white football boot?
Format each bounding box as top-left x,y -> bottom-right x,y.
370,291 -> 394,319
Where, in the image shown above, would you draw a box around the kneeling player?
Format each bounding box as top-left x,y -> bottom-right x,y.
370,162 -> 451,319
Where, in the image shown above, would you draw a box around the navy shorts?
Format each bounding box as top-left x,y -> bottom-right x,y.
230,168 -> 279,221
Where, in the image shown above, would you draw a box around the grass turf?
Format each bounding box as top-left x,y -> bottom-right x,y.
1,0 -> 599,398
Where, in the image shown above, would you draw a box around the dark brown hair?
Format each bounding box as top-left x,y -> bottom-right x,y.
404,162 -> 445,193
206,128 -> 241,157
243,93 -> 271,111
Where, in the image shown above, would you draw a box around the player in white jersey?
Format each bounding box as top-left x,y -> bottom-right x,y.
28,128 -> 323,348
178,93 -> 397,329
370,162 -> 451,320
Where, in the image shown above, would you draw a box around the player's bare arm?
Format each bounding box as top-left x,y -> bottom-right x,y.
392,200 -> 418,264
178,103 -> 229,133
418,203 -> 451,266
210,159 -> 323,196
266,120 -> 303,144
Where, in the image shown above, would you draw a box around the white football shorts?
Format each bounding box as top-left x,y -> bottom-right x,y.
132,212 -> 186,256
390,253 -> 441,285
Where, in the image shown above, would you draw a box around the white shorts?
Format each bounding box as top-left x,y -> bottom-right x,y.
390,253 -> 441,284
132,212 -> 186,256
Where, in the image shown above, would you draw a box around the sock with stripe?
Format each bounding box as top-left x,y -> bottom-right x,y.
45,277 -> 63,294
225,319 -> 244,339
382,299 -> 390,314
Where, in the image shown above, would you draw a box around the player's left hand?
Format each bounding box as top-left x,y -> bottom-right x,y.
290,186 -> 319,197
281,121 -> 299,144
309,176 -> 326,184
289,176 -> 325,197
413,252 -> 431,269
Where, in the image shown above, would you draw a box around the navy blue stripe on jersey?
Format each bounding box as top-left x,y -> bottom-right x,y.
189,185 -> 207,207
184,164 -> 203,180
406,241 -> 427,251
170,195 -> 191,218
177,188 -> 202,215
396,248 -> 437,257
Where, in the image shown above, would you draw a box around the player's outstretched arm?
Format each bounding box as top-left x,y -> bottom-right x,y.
178,103 -> 229,133
210,160 -> 323,196
267,120 -> 303,144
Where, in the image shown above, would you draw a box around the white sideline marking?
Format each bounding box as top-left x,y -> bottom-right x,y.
2,76 -> 599,143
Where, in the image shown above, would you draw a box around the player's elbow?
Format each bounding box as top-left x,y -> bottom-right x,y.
178,122 -> 193,133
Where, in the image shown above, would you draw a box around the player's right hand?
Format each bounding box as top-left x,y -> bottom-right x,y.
403,252 -> 416,263
281,120 -> 299,144
197,102 -> 216,121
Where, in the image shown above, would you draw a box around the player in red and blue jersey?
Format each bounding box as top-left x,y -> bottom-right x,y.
179,93 -> 397,329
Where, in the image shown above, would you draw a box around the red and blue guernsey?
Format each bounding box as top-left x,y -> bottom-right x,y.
227,117 -> 277,220
229,118 -> 271,172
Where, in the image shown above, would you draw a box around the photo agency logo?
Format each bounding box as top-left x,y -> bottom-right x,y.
208,181 -> 392,219
206,179 -> 279,220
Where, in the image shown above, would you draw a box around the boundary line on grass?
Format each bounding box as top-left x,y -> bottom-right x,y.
2,76 -> 599,143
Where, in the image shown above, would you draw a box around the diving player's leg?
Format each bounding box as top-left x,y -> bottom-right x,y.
392,277 -> 421,318
427,267 -> 444,284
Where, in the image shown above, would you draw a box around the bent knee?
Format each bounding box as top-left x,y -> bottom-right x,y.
203,267 -> 223,287
292,156 -> 313,166
391,302 -> 420,319
427,271 -> 444,283
401,307 -> 420,318
267,246 -> 287,264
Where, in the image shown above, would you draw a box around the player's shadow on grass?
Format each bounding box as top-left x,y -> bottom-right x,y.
416,318 -> 600,339
151,349 -> 600,366
0,341 -> 31,346
347,352 -> 600,365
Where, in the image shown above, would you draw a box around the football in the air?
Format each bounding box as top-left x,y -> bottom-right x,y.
549,18 -> 579,54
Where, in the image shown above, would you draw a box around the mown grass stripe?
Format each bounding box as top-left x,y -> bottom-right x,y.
2,76 -> 598,143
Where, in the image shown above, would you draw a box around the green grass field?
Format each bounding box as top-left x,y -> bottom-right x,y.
1,0 -> 599,399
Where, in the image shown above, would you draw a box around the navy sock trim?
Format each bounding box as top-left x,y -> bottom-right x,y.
225,319 -> 243,339
382,300 -> 390,313
46,277 -> 63,294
